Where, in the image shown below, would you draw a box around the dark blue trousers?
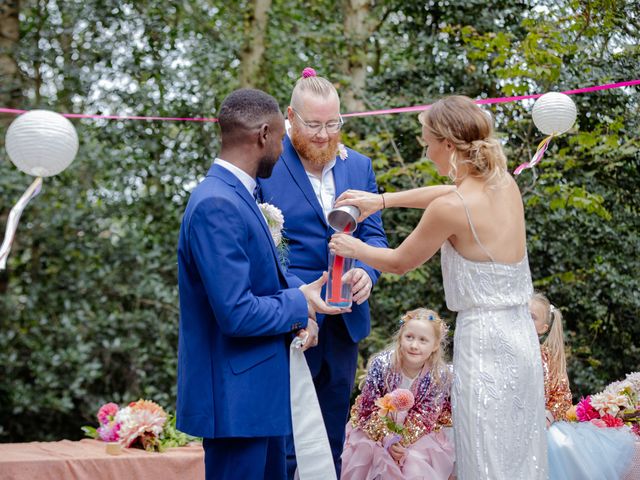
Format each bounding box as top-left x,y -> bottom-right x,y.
204,436 -> 286,480
286,315 -> 359,479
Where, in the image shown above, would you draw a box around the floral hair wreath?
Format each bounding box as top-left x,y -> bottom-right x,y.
398,310 -> 449,339
398,311 -> 438,327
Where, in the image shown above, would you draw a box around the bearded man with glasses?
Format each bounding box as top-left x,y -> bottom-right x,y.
259,68 -> 387,478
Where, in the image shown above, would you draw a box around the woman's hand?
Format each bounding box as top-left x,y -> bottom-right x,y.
334,189 -> 383,222
329,233 -> 364,259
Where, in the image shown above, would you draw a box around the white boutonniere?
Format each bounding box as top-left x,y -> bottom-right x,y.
258,202 -> 289,269
338,143 -> 348,161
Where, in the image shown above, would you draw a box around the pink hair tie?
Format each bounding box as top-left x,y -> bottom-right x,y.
302,67 -> 317,78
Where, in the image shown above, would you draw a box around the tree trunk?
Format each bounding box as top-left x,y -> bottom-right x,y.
341,0 -> 371,113
0,0 -> 21,121
238,0 -> 272,88
0,0 -> 21,293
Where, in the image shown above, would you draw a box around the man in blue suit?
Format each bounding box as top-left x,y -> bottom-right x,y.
177,89 -> 335,480
259,71 -> 388,477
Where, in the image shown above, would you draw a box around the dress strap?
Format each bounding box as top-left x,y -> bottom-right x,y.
454,190 -> 496,262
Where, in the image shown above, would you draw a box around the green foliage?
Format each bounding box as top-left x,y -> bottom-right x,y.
159,414 -> 200,450
1,0 -> 638,441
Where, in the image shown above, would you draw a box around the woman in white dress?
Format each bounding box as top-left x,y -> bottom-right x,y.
329,95 -> 547,479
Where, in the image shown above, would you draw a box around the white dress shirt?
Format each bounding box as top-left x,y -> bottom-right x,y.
305,158 -> 336,221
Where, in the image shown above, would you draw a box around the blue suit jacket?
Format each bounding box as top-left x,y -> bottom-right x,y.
259,136 -> 387,342
176,164 -> 308,439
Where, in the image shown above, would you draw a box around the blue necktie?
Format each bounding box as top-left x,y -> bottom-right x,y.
253,184 -> 262,203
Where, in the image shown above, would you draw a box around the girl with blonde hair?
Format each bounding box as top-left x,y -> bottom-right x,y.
530,292 -> 571,424
330,95 -> 547,479
341,308 -> 455,480
530,292 -> 636,480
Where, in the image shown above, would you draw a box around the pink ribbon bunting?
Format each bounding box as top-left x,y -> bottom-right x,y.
0,79 -> 637,123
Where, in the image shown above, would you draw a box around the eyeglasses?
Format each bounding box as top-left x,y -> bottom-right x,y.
291,108 -> 343,134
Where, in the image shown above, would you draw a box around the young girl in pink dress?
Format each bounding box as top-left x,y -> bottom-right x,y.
341,308 -> 455,480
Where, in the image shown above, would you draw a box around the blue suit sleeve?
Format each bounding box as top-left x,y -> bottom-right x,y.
189,198 -> 308,337
284,271 -> 305,288
354,159 -> 388,286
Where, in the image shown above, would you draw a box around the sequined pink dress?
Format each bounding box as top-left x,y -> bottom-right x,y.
340,350 -> 455,480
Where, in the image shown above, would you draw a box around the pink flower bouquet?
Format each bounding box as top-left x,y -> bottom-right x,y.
83,399 -> 196,451
571,372 -> 640,436
375,388 -> 415,436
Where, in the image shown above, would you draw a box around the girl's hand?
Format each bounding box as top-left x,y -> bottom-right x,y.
545,409 -> 555,428
329,233 -> 363,259
334,189 -> 383,222
389,443 -> 407,465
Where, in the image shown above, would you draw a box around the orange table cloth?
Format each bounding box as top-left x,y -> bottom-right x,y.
0,439 -> 204,480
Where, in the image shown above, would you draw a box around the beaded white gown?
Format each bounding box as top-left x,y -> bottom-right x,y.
441,194 -> 547,479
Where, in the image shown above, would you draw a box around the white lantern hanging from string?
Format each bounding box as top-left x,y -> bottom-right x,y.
0,110 -> 79,270
514,92 -> 577,175
532,92 -> 577,135
6,109 -> 79,176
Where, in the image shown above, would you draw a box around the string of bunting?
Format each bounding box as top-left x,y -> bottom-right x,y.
0,79 -> 638,123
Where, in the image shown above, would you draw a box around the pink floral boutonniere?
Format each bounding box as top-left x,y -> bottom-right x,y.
338,143 -> 348,161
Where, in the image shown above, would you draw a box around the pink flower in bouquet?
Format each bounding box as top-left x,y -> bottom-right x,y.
590,418 -> 607,428
631,424 -> 640,437
97,402 -> 119,425
390,389 -> 415,412
97,422 -> 120,442
115,399 -> 167,449
602,414 -> 625,428
375,393 -> 396,417
576,396 -> 600,422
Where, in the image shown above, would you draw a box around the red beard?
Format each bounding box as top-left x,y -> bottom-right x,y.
290,125 -> 340,168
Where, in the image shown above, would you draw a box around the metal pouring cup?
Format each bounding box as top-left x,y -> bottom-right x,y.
327,205 -> 360,233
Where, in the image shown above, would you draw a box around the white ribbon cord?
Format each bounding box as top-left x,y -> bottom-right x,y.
0,177 -> 43,270
290,335 -> 337,480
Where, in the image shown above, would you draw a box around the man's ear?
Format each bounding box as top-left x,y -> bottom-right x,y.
258,123 -> 269,147
287,106 -> 294,123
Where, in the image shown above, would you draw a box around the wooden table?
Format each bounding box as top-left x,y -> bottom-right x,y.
0,439 -> 204,480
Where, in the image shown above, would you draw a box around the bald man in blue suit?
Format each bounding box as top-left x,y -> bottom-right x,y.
177,89 -> 338,480
259,73 -> 387,477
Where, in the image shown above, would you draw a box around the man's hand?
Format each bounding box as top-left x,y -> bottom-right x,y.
299,272 -> 350,316
297,316 -> 319,352
342,268 -> 373,305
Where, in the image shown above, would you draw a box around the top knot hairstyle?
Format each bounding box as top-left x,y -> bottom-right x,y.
301,67 -> 317,78
218,88 -> 281,137
419,95 -> 508,185
290,67 -> 339,110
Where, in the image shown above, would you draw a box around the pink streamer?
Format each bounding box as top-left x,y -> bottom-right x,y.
344,79 -> 640,118
514,137 -> 552,175
0,79 -> 637,123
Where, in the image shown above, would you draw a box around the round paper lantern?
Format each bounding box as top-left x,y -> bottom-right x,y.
5,110 -> 79,177
532,92 -> 577,136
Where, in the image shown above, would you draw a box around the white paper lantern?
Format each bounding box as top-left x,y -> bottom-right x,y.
532,92 -> 577,136
5,110 -> 79,177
